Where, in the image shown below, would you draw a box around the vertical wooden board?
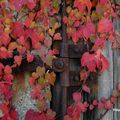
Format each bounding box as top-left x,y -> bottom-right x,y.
95,41 -> 114,120
113,18 -> 120,120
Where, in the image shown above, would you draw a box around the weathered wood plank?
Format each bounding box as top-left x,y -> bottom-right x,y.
113,18 -> 120,120
95,41 -> 114,120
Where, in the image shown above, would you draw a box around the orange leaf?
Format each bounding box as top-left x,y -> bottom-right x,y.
27,52 -> 34,63
45,72 -> 56,85
8,42 -> 18,51
14,55 -> 22,66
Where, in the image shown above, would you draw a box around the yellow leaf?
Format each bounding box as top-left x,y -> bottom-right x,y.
46,54 -> 53,66
54,22 -> 61,30
36,66 -> 45,77
4,25 -> 11,33
30,21 -> 36,28
32,72 -> 39,79
5,18 -> 12,24
66,6 -> 72,14
48,29 -> 55,37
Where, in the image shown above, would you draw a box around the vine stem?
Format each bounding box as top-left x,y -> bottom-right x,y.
95,110 -> 109,120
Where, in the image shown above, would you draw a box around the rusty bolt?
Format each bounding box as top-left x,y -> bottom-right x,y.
53,59 -> 65,72
54,59 -> 64,69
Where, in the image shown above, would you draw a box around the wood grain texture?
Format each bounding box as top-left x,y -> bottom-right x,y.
113,18 -> 120,120
96,41 -> 114,120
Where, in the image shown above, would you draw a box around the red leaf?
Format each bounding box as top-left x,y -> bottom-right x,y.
105,100 -> 113,110
77,102 -> 87,112
52,49 -> 59,55
98,19 -> 113,33
72,31 -> 79,43
31,85 -> 43,100
74,0 -> 92,14
27,0 -> 36,10
89,104 -> 94,110
82,85 -> 90,94
12,0 -> 26,11
92,100 -> 98,106
109,33 -> 116,43
37,113 -> 47,120
4,74 -> 13,82
43,17 -> 49,27
80,70 -> 89,81
81,52 -> 97,72
53,33 -> 62,40
93,38 -> 105,49
7,50 -> 13,58
17,36 -> 25,45
98,101 -> 104,109
24,18 -> 31,27
67,105 -> 81,119
0,63 -> 4,70
12,22 -> 24,38
72,107 -> 81,119
95,50 -> 109,72
100,0 -> 108,5
27,52 -> 34,63
86,0 -> 92,14
74,21 -> 80,27
17,46 -> 26,55
63,16 -> 68,24
64,115 -> 73,120
25,109 -> 47,120
4,65 -> 12,74
31,31 -> 42,49
67,106 -> 74,117
81,51 -> 109,72
0,47 -> 8,59
29,77 -> 36,86
25,109 -> 37,120
73,92 -> 82,103
83,102 -> 89,108
14,55 -> 22,66
0,33 -> 11,46
10,109 -> 18,120
83,23 -> 95,40
100,53 -> 109,72
44,38 -> 52,48
74,0 -> 85,13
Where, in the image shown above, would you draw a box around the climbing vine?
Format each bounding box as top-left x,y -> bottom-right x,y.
64,0 -> 120,120
0,0 -> 119,120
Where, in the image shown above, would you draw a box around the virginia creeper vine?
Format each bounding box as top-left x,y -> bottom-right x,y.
0,0 -> 119,120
